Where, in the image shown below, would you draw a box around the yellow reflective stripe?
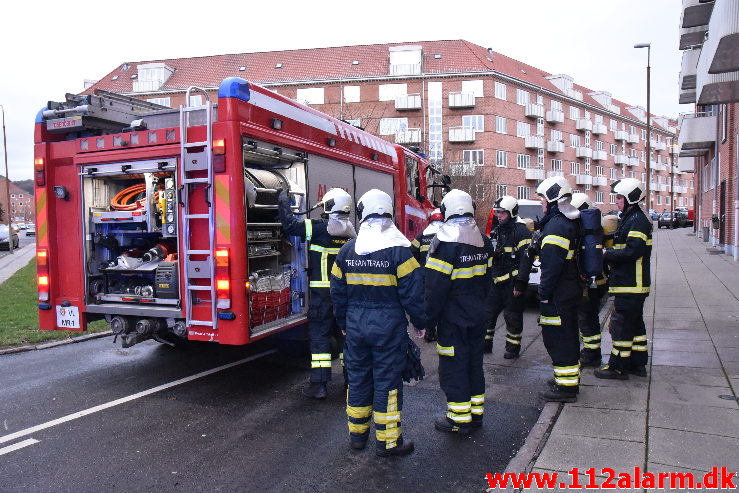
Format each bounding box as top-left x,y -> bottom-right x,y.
596,276 -> 608,285
613,341 -> 633,347
305,219 -> 313,241
628,230 -> 648,241
447,401 -> 471,412
517,238 -> 532,249
555,376 -> 579,386
309,244 -> 342,254
581,334 -> 601,342
636,257 -> 643,288
540,315 -> 562,325
321,251 -> 329,283
420,244 -> 430,252
632,346 -> 648,351
309,280 -> 331,288
345,273 -> 397,286
506,337 -> 521,345
583,343 -> 600,349
613,243 -> 626,249
331,263 -> 343,279
566,249 -> 575,260
487,257 -> 493,267
446,412 -> 472,423
504,247 -> 513,252
374,411 -> 401,424
451,263 -> 488,279
494,273 -> 511,283
471,406 -> 484,415
426,257 -> 453,275
376,427 -> 401,443
470,395 -> 485,405
411,239 -> 420,248
348,422 -> 370,434
646,239 -> 653,246
633,335 -> 647,342
397,257 -> 420,278
609,286 -> 650,294
347,405 -> 373,418
312,353 -> 331,360
387,389 -> 399,412
553,366 -> 580,376
436,343 -> 455,357
542,235 -> 571,251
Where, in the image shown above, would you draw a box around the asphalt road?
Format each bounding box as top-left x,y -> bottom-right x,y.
0,232 -> 35,258
0,307 -> 547,493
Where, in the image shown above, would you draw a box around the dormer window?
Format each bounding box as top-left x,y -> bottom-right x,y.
133,63 -> 174,92
275,63 -> 283,69
389,45 -> 422,76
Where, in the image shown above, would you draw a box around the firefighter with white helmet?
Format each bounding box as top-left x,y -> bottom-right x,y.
534,176 -> 582,402
278,187 -> 357,399
330,189 -> 425,456
571,192 -> 608,368
595,178 -> 652,380
484,195 -> 532,358
425,189 -> 493,433
410,208 -> 444,342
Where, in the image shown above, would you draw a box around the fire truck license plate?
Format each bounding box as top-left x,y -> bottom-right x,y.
56,306 -> 80,329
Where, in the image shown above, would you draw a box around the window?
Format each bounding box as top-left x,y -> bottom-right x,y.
584,131 -> 591,147
462,115 -> 485,132
630,149 -> 637,158
146,97 -> 171,107
517,186 -> 531,200
537,148 -> 545,167
569,134 -> 581,148
10,194 -> 15,198
378,117 -> 408,135
463,150 -> 484,166
570,162 -> 580,175
378,83 -> 407,101
595,140 -> 604,151
610,168 -> 617,180
19,194 -> 23,198
569,106 -> 580,120
629,125 -> 636,135
610,143 -> 618,155
517,153 -> 531,169
584,184 -> 591,191
18,202 -> 22,207
516,89 -> 529,106
609,193 -> 617,204
641,173 -> 646,183
551,100 -> 563,112
595,114 -> 603,124
551,159 -> 563,171
496,150 -> 508,167
343,86 -> 360,103
296,87 -> 325,105
665,196 -> 671,205
610,119 -> 618,131
641,129 -> 647,140
494,82 -> 507,100
550,129 -> 563,141
629,171 -> 636,178
584,160 -> 591,174
461,80 -> 484,97
641,150 -> 646,163
656,195 -> 662,206
495,116 -> 507,134
595,165 -> 604,176
405,157 -> 420,199
188,95 -> 203,106
516,121 -> 531,138
496,184 -> 508,199
595,191 -> 604,203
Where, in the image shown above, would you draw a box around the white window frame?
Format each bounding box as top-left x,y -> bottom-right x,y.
516,121 -> 531,138
517,153 -> 531,169
517,186 -> 531,200
516,88 -> 529,106
343,86 -> 360,103
462,115 -> 485,132
496,184 -> 508,199
494,82 -> 507,100
461,80 -> 484,98
495,116 -> 507,134
569,106 -> 580,120
146,97 -> 171,107
496,150 -> 508,167
378,83 -> 407,102
463,149 -> 485,166
296,87 -> 325,105
378,117 -> 408,135
595,191 -> 604,204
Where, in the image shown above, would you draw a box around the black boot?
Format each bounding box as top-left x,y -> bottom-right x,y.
376,440 -> 414,457
627,366 -> 647,377
483,340 -> 493,354
349,438 -> 367,451
545,377 -> 579,394
301,382 -> 328,399
539,387 -> 578,403
580,351 -> 602,368
594,366 -> 629,380
503,348 -> 520,359
434,416 -> 474,435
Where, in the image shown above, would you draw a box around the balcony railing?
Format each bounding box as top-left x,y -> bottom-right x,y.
525,135 -> 545,149
395,94 -> 421,110
593,176 -> 608,187
575,174 -> 593,185
448,92 -> 476,108
651,140 -> 667,151
575,119 -> 593,132
627,156 -> 639,166
704,0 -> 739,74
545,110 -> 564,123
592,123 -> 607,135
678,111 -> 717,156
627,133 -> 640,144
524,103 -> 545,119
389,63 -> 422,76
614,130 -> 628,141
592,149 -> 607,161
546,140 -> 564,153
447,163 -> 477,177
524,168 -> 546,181
651,162 -> 667,172
614,154 -> 629,165
395,128 -> 422,144
132,79 -> 164,92
546,170 -> 564,178
680,48 -> 700,91
575,147 -> 593,158
676,156 -> 696,173
449,126 -> 476,142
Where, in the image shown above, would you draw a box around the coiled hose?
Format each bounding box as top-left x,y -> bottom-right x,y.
110,184 -> 159,211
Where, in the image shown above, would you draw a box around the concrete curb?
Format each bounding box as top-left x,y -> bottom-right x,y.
0,330 -> 112,356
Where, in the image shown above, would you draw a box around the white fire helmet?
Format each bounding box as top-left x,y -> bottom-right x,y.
570,192 -> 593,211
493,195 -> 519,218
441,189 -> 475,220
611,178 -> 645,205
356,189 -> 393,222
536,176 -> 572,203
321,188 -> 352,214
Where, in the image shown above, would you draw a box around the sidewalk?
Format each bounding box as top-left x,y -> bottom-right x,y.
511,228 -> 739,492
0,244 -> 35,285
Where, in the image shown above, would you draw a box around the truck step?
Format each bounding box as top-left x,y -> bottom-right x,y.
184,214 -> 210,219
183,141 -> 209,148
189,320 -> 214,327
186,250 -> 212,255
183,178 -> 210,184
187,285 -> 213,291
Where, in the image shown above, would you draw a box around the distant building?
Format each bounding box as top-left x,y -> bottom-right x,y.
0,176 -> 34,223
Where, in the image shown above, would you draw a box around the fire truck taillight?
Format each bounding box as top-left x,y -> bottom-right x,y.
213,139 -> 226,155
37,249 -> 50,301
34,158 -> 46,187
215,248 -> 231,309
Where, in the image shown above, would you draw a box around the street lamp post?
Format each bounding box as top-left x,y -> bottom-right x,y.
0,104 -> 12,254
634,43 -> 651,212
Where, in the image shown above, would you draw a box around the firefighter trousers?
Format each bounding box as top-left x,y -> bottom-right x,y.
485,281 -> 525,353
344,312 -> 406,451
607,293 -> 648,371
578,285 -> 607,357
437,321 -> 486,426
540,286 -> 581,392
308,289 -> 337,383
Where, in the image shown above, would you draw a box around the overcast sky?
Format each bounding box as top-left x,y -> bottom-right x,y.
0,0 -> 688,181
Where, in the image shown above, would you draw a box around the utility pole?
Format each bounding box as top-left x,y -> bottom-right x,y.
634,43 -> 651,210
1,104 -> 12,254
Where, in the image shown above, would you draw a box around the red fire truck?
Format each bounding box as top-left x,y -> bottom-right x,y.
34,77 -> 442,348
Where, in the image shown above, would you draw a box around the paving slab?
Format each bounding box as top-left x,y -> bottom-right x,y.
651,328 -> 711,341
648,366 -> 731,388
569,386 -> 647,411
649,401 -> 739,438
550,406 -> 646,442
580,370 -> 649,389
710,334 -> 739,348
651,338 -> 715,352
534,434 -> 645,474
716,346 -> 739,362
649,381 -> 737,409
651,350 -> 721,368
647,428 -> 739,472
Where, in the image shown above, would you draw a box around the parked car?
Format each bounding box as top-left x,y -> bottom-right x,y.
0,224 -> 20,250
657,211 -> 686,229
648,209 -> 660,220
26,223 -> 36,236
675,208 -> 694,227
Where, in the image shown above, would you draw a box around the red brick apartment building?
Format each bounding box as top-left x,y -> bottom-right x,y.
84,39 -> 683,224
678,0 -> 739,259
0,176 -> 34,224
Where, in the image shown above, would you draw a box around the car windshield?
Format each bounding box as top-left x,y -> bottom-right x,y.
518,204 -> 542,221
661,212 -> 673,218
0,225 -> 9,232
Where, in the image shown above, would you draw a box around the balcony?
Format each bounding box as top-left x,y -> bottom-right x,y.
651,161 -> 667,171
524,103 -> 545,119
678,111 -> 717,156
681,0 -> 714,29
680,48 -> 701,91
627,133 -> 640,144
395,128 -> 422,144
592,123 -> 607,135
545,110 -> 564,123
651,140 -> 667,151
680,87 -> 697,104
546,170 -> 564,178
524,168 -> 546,181
132,79 -> 164,92
395,94 -> 421,110
447,163 -> 477,177
614,130 -> 628,141
524,135 -> 545,149
627,156 -> 639,167
575,147 -> 593,158
546,140 -> 564,153
575,118 -> 593,132
676,156 -> 696,173
448,126 -> 476,142
592,149 -> 607,161
575,174 -> 593,185
614,154 -> 629,165
593,176 -> 608,187
705,0 -> 739,74
448,92 -> 476,108
658,183 -> 669,192
389,63 -> 421,76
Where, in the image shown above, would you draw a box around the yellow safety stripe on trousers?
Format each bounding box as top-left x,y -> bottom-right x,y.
331,263 -> 343,279
633,335 -> 647,342
494,269 -> 519,284
348,422 -> 370,434
555,376 -> 579,386
309,244 -> 342,254
345,273 -> 398,286
321,251 -> 329,285
311,353 -> 332,368
420,244 -> 430,252
631,346 -> 648,351
447,401 -> 471,412
471,405 -> 484,415
305,219 -> 313,241
539,315 -> 562,326
580,334 -> 601,342
470,395 -> 485,405
309,281 -> 331,288
506,337 -> 522,345
374,411 -> 401,424
387,389 -> 399,412
646,239 -> 653,245
446,411 -> 472,423
346,405 -> 373,418
609,286 -> 650,294
542,235 -> 571,251
376,426 -> 401,443
628,230 -> 649,242
426,257 -> 453,275
411,239 -> 420,248
517,238 -> 532,250
451,263 -> 488,279
612,340 -> 633,348
436,343 -> 455,357
340,352 -> 344,367
611,348 -> 632,357
583,343 -> 601,349
553,364 -> 580,376
397,257 -> 420,278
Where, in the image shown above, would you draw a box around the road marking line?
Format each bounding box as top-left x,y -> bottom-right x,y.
0,438 -> 39,456
0,349 -> 276,445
